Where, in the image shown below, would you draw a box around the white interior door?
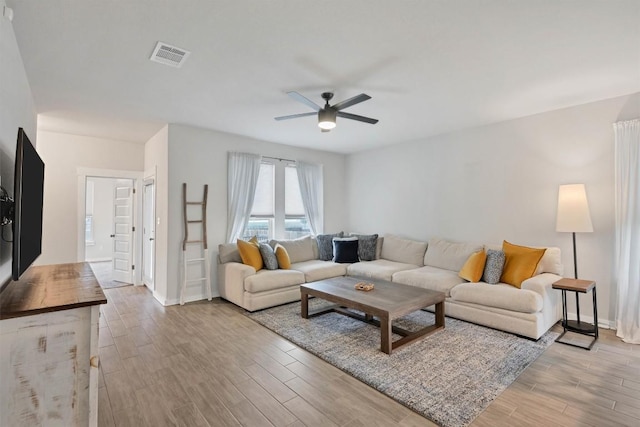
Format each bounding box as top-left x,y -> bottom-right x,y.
111,180 -> 134,284
142,180 -> 155,289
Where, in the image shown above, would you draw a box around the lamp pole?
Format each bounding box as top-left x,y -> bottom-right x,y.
572,232 -> 578,279
572,231 -> 581,323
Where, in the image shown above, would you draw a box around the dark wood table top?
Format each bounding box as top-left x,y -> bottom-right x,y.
301,276 -> 445,319
552,278 -> 596,293
0,262 -> 107,320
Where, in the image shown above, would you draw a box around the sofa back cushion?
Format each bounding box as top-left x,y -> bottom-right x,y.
380,234 -> 427,266
218,243 -> 242,264
270,235 -> 316,264
536,247 -> 563,275
424,238 -> 484,272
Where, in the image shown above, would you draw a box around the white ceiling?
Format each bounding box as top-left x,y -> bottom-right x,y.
7,0 -> 640,153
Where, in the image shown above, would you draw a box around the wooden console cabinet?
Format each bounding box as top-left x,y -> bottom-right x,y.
0,263 -> 107,426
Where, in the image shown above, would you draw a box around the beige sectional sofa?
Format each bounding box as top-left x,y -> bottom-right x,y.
217,234 -> 563,339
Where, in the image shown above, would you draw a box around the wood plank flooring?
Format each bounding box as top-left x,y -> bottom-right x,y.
98,286 -> 640,427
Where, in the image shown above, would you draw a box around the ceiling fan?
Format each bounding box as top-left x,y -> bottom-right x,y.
275,91 -> 378,132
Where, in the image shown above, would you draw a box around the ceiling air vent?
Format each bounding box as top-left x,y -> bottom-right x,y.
150,42 -> 191,68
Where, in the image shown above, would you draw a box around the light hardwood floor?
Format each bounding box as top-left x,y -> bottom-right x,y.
98,286 -> 640,427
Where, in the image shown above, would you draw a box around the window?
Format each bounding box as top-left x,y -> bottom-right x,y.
242,161 -> 311,242
243,163 -> 274,243
284,165 -> 310,239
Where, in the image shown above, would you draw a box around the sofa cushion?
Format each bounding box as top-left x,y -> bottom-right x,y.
259,243 -> 278,270
450,282 -> 543,313
333,237 -> 359,263
392,266 -> 465,297
274,244 -> 291,269
350,233 -> 379,261
482,249 -> 505,284
380,234 -> 427,266
218,243 -> 242,264
244,269 -> 305,293
271,235 -> 316,264
459,250 -> 487,282
347,259 -> 419,282
237,237 -> 263,270
500,241 -> 546,288
316,232 -> 344,261
536,247 -> 563,276
424,238 -> 484,272
291,260 -> 348,282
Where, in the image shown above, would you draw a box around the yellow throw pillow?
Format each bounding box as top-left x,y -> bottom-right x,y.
500,241 -> 546,288
237,237 -> 263,270
274,244 -> 291,269
459,250 -> 487,282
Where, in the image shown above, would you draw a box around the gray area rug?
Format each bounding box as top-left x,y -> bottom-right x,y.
248,299 -> 558,427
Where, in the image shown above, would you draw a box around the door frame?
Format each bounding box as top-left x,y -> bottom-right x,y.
142,176 -> 156,290
77,167 -> 144,285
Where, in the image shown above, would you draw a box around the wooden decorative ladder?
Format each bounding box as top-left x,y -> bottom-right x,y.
180,183 -> 212,305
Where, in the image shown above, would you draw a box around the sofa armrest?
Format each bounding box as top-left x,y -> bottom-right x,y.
521,273 -> 562,297
521,273 -> 563,322
217,262 -> 255,306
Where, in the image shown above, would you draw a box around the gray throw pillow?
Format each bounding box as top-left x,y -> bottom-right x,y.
482,249 -> 505,284
350,233 -> 379,261
259,243 -> 279,270
316,232 -> 344,261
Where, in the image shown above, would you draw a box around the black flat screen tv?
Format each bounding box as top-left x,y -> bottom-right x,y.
12,128 -> 45,281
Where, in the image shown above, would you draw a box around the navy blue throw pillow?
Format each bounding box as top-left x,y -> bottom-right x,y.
333,239 -> 359,263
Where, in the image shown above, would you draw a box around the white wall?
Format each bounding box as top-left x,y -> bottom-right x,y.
0,0 -> 36,285
85,177 -> 116,262
36,131 -> 144,265
347,93 -> 640,327
159,124 -> 348,305
143,126 -> 168,301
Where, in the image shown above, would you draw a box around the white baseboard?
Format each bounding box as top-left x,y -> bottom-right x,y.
565,312 -> 615,330
162,291 -> 220,306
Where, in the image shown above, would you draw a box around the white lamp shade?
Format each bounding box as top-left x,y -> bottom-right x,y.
556,184 -> 594,232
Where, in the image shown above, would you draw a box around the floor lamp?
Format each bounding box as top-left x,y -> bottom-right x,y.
556,184 -> 594,279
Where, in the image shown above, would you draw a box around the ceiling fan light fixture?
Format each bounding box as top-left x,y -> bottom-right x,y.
318,109 -> 336,130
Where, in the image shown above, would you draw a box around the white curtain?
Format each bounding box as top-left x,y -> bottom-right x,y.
614,118 -> 640,344
226,152 -> 261,243
296,161 -> 324,235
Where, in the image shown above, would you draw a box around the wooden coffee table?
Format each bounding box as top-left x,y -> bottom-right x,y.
300,276 -> 445,355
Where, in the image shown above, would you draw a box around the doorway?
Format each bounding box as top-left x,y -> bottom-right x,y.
84,176 -> 135,288
142,178 -> 156,290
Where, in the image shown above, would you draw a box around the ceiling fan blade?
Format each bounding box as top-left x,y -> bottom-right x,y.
287,91 -> 321,112
332,93 -> 371,111
336,111 -> 378,124
274,112 -> 317,121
